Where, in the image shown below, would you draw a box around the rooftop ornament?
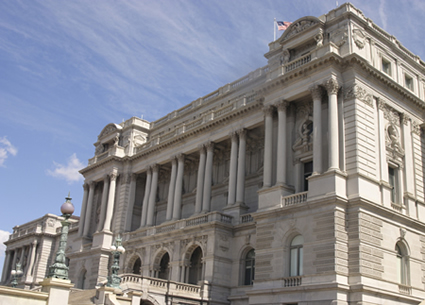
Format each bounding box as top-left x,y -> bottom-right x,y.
47,193 -> 74,280
107,235 -> 125,289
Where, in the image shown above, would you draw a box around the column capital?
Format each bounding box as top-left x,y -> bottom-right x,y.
323,77 -> 340,95
131,173 -> 138,181
176,153 -> 185,162
205,142 -> 214,152
32,239 -> 38,246
377,97 -> 387,110
263,105 -> 274,117
229,131 -> 238,140
89,181 -> 96,188
151,164 -> 159,173
170,156 -> 177,166
309,84 -> 323,100
237,128 -> 247,139
83,182 -> 89,191
103,174 -> 110,183
276,100 -> 290,111
401,113 -> 410,126
109,171 -> 119,182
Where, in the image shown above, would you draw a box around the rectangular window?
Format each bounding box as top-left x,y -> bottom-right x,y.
389,166 -> 398,203
303,161 -> 313,191
405,74 -> 414,91
382,58 -> 391,76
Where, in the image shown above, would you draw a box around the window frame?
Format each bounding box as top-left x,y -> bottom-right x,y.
382,57 -> 392,76
242,248 -> 255,286
395,241 -> 410,286
289,235 -> 304,277
404,73 -> 414,91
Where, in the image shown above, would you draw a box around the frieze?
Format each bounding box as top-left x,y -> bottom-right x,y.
343,84 -> 373,107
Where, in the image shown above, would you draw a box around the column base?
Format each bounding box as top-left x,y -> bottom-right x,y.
258,184 -> 295,211
92,230 -> 114,249
223,202 -> 249,224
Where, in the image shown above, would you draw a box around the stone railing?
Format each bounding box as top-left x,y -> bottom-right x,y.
88,146 -> 125,165
240,214 -> 254,224
285,54 -> 311,73
282,192 -> 308,207
126,211 -> 233,240
283,276 -> 302,287
398,284 -> 411,295
120,274 -> 202,297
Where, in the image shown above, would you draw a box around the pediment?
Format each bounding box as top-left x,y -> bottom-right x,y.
98,123 -> 122,139
278,16 -> 322,43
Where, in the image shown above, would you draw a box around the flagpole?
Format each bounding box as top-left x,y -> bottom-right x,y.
274,18 -> 276,41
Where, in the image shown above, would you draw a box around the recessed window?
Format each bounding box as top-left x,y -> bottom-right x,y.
396,242 -> 409,285
405,74 -> 414,91
303,161 -> 313,191
290,235 -> 303,276
388,166 -> 398,204
382,58 -> 391,76
243,249 -> 255,285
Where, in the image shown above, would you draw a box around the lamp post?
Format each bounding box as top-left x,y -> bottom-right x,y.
47,194 -> 74,280
107,235 -> 125,289
10,262 -> 23,288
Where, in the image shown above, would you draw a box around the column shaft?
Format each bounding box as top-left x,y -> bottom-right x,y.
263,106 -> 274,187
227,133 -> 238,205
166,158 -> 177,221
83,181 -> 96,237
146,165 -> 159,226
27,240 -> 37,278
140,169 -> 152,227
77,183 -> 89,237
325,78 -> 340,170
172,154 -> 185,220
97,176 -> 110,232
1,251 -> 11,283
195,147 -> 206,214
202,143 -> 214,213
236,130 -> 247,204
103,169 -> 119,232
310,85 -> 323,175
276,101 -> 289,184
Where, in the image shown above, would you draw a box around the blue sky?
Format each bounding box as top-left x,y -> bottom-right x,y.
1,0 -> 424,276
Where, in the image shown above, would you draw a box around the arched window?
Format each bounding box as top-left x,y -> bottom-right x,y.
243,249 -> 255,285
158,253 -> 170,280
188,247 -> 203,285
396,242 -> 409,285
132,257 -> 141,275
290,235 -> 303,276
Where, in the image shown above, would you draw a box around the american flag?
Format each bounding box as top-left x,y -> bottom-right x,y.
277,21 -> 292,31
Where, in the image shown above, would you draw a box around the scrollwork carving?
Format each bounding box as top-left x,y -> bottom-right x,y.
344,84 -> 373,107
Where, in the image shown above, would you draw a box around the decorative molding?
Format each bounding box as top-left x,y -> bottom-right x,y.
263,105 -> 274,117
412,121 -> 421,135
276,100 -> 290,111
344,84 -> 373,107
400,113 -> 410,126
282,18 -> 319,42
331,27 -> 348,47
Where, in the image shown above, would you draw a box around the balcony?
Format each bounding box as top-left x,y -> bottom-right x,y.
281,192 -> 308,207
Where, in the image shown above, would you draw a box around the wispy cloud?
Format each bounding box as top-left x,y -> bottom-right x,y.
0,137 -> 17,167
0,229 -> 10,276
47,153 -> 84,183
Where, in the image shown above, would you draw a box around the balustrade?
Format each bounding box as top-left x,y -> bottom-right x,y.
282,192 -> 308,207
283,276 -> 302,287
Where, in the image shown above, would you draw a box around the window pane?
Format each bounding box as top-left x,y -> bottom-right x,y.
291,235 -> 304,246
299,247 -> 303,275
290,248 -> 298,276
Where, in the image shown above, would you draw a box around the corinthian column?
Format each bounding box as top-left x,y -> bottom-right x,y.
324,77 -> 340,170
26,240 -> 37,279
263,106 -> 274,187
78,183 -> 89,237
83,181 -> 96,237
97,175 -> 110,232
202,142 -> 214,213
236,129 -> 247,205
276,101 -> 289,185
103,169 -> 119,232
195,146 -> 206,214
140,168 -> 152,227
172,154 -> 185,220
309,84 -> 323,175
146,164 -> 159,226
166,158 -> 177,221
227,132 -> 238,206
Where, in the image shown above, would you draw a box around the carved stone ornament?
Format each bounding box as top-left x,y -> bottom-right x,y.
331,28 -> 348,47
314,29 -> 323,47
281,49 -> 290,65
385,123 -> 404,160
353,28 -> 366,49
99,124 -> 118,139
309,84 -> 322,101
344,84 -> 373,107
282,19 -> 318,42
400,113 -> 410,126
412,120 -> 421,135
400,227 -> 406,239
383,106 -> 401,126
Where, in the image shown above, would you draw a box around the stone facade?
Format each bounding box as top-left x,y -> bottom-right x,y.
3,3 -> 425,305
